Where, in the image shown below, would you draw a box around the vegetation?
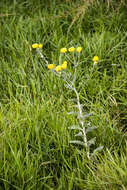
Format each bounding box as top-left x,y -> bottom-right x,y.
0,0 -> 127,189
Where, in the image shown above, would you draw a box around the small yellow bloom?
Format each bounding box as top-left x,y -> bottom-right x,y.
92,56 -> 99,62
61,61 -> 67,69
55,65 -> 62,72
48,64 -> 55,69
68,47 -> 75,53
32,43 -> 39,49
60,48 -> 67,53
76,47 -> 82,53
63,61 -> 67,65
38,44 -> 43,48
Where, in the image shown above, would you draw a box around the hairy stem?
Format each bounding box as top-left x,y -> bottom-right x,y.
37,49 -> 48,65
73,87 -> 90,159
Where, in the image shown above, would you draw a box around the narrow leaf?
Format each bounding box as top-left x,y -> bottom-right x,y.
93,146 -> 104,154
68,98 -> 76,102
69,140 -> 85,146
75,132 -> 83,137
86,126 -> 98,133
88,137 -> 96,146
78,113 -> 92,121
67,112 -> 78,115
69,125 -> 82,131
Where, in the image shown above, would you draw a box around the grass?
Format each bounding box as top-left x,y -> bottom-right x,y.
0,0 -> 127,189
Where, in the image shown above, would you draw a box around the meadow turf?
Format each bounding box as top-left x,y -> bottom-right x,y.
0,0 -> 127,189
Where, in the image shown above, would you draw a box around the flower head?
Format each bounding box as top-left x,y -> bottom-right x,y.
68,47 -> 75,53
32,43 -> 39,49
61,61 -> 67,69
76,47 -> 82,53
63,61 -> 67,65
38,44 -> 43,48
48,64 -> 55,70
55,65 -> 62,72
60,48 -> 67,53
92,56 -> 99,63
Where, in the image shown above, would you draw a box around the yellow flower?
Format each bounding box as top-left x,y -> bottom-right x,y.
38,44 -> 43,48
68,47 -> 75,53
48,64 -> 55,69
63,61 -> 67,65
32,43 -> 39,49
76,47 -> 82,53
92,56 -> 99,63
60,48 -> 67,53
55,65 -> 62,72
61,61 -> 67,69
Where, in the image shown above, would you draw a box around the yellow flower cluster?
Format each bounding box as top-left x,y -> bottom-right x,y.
60,46 -> 82,53
32,43 -> 43,49
48,46 -> 83,72
48,61 -> 68,72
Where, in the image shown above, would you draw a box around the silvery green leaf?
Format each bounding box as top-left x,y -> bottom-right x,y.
69,125 -> 82,131
83,113 -> 93,118
91,146 -> 104,156
94,146 -> 104,153
77,113 -> 92,121
88,137 -> 96,146
68,98 -> 76,101
67,112 -> 78,115
86,126 -> 98,133
75,132 -> 83,137
69,140 -> 85,146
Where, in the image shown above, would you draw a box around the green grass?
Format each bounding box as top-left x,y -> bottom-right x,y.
0,0 -> 127,189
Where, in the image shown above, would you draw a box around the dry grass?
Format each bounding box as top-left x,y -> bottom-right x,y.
68,0 -> 94,32
67,0 -> 126,32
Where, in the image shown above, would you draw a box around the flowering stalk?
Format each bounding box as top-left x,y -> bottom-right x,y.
59,47 -> 90,159
32,43 -> 103,159
62,64 -> 90,159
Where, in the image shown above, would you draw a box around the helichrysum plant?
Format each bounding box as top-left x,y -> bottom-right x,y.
32,43 -> 103,160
